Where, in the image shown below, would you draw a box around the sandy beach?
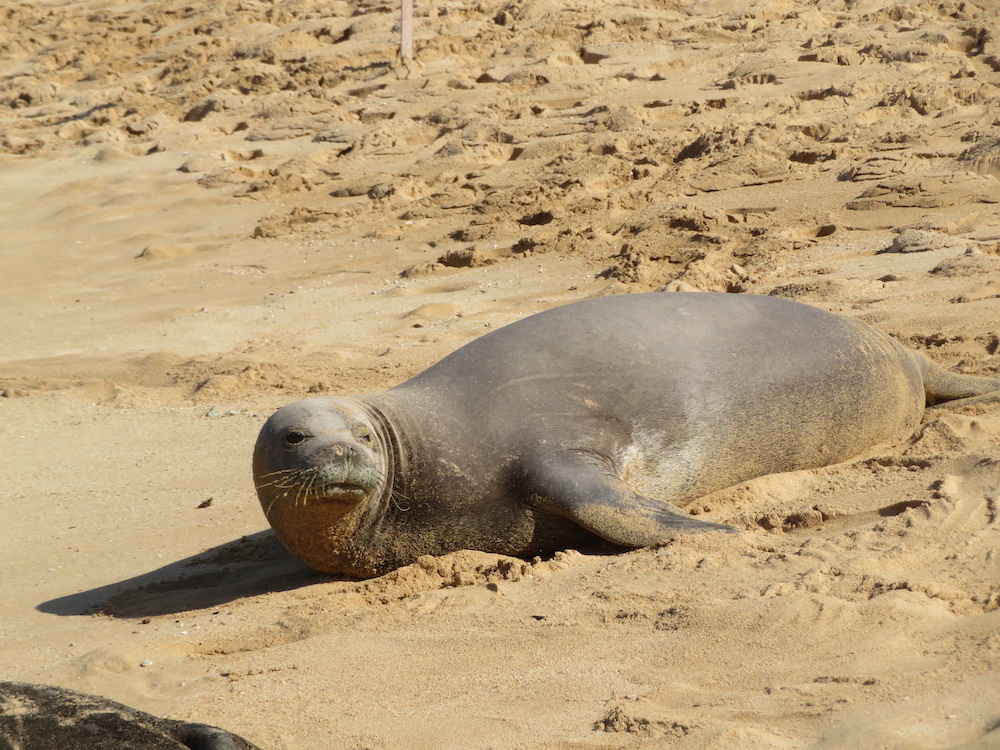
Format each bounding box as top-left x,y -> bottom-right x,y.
2,0 -> 999,747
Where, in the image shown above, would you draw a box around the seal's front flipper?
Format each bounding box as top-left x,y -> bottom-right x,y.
521,451 -> 737,548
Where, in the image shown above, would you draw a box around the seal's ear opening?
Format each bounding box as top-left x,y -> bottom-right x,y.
352,423 -> 374,444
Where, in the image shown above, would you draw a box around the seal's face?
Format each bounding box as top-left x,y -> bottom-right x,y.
254,397 -> 388,512
253,397 -> 391,572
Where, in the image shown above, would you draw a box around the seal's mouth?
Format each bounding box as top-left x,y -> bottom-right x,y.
310,482 -> 370,503
255,458 -> 383,515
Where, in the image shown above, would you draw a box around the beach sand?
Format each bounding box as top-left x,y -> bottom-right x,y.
2,0 -> 999,747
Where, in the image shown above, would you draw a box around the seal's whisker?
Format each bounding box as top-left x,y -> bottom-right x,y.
254,469 -> 302,479
291,472 -> 309,508
298,473 -> 317,508
258,467 -> 310,499
388,488 -> 412,512
255,470 -> 299,491
265,493 -> 279,516
257,477 -> 288,491
305,472 -> 321,506
255,467 -> 303,481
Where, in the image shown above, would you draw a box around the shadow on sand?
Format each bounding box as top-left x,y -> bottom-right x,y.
37,531 -> 328,619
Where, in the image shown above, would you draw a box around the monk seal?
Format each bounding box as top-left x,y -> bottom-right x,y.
253,292 -> 1000,577
0,681 -> 260,749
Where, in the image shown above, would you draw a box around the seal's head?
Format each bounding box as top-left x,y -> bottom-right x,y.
253,397 -> 392,573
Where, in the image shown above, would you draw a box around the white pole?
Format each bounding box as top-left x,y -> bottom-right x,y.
400,0 -> 413,61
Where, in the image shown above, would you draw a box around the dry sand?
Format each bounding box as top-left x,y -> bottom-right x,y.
2,0 -> 1000,747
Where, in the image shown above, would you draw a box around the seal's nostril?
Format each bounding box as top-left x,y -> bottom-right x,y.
333,445 -> 344,456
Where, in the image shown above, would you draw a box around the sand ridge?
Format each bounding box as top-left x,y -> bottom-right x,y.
2,0 -> 1000,747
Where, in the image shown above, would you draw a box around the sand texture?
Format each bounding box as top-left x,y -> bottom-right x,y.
2,0 -> 1000,747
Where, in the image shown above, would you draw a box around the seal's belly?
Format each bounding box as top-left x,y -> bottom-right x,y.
616,349 -> 924,506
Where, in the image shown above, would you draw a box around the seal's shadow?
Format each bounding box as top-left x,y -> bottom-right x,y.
38,531 -> 327,619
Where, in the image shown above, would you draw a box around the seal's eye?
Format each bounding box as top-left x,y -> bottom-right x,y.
284,429 -> 309,447
352,424 -> 373,444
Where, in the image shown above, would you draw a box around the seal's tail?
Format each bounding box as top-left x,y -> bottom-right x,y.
914,352 -> 1000,408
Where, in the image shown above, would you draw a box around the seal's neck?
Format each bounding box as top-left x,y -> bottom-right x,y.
311,394 -> 431,576
352,395 -> 408,525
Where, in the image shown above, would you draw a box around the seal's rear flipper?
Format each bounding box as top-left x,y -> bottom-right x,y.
927,391 -> 1000,409
522,452 -> 737,548
916,352 -> 1000,408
